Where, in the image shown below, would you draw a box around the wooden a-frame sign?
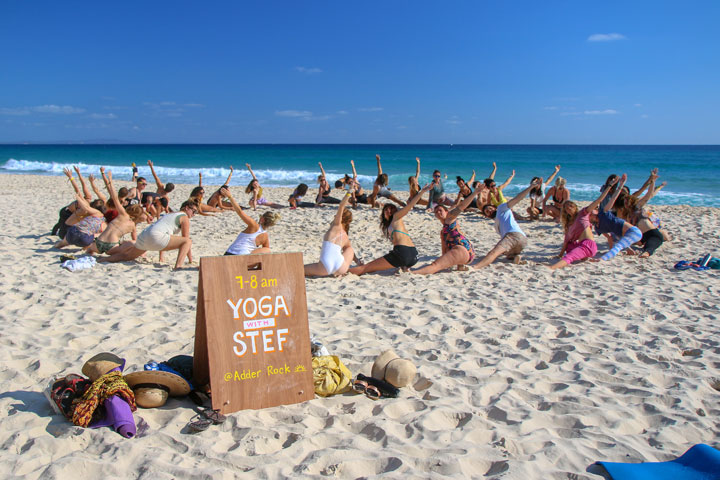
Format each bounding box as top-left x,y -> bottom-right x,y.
193,253 -> 314,414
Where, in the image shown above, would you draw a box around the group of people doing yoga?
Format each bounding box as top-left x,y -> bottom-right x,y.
52,157 -> 670,273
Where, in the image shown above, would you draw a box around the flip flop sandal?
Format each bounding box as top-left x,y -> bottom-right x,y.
187,415 -> 212,433
199,407 -> 226,425
60,254 -> 77,262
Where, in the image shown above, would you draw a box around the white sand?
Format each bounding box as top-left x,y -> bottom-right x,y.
1,174 -> 718,479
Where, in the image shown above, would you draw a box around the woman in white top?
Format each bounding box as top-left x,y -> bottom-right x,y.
526,165 -> 560,220
222,187 -> 280,255
304,188 -> 360,277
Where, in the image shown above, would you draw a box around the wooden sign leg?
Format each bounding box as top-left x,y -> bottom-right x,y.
193,270 -> 210,388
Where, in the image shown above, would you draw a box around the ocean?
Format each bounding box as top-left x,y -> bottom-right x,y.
1,144 -> 719,206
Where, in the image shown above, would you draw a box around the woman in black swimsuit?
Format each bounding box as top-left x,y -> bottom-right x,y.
542,176 -> 570,222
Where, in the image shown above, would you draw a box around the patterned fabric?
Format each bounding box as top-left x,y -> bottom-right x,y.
76,215 -> 103,236
72,371 -> 136,427
442,220 -> 475,263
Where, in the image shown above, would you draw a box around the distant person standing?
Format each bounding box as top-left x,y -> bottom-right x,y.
131,162 -> 139,182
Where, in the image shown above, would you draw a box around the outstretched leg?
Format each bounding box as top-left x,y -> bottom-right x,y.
304,262 -> 330,277
349,256 -> 393,276
162,236 -> 192,269
472,244 -> 508,270
413,246 -> 469,275
97,242 -> 146,263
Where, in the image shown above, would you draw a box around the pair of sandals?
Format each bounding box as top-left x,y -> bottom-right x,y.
352,373 -> 399,400
187,407 -> 226,433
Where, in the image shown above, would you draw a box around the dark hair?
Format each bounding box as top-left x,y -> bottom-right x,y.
296,183 -> 309,196
376,173 -> 388,186
164,182 -> 175,193
484,178 -> 495,187
379,203 -> 397,240
118,187 -> 129,198
334,180 -> 343,189
137,177 -> 147,184
341,209 -> 352,233
90,199 -> 107,214
471,181 -> 481,189
181,199 -> 199,212
190,186 -> 204,197
529,177 -> 542,196
433,169 -> 441,175
159,197 -> 169,208
456,176 -> 465,184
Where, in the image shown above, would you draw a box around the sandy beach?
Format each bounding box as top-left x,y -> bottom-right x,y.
1,173 -> 718,479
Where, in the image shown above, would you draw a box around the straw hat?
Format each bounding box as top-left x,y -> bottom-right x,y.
371,350 -> 417,388
124,371 -> 191,408
82,352 -> 125,382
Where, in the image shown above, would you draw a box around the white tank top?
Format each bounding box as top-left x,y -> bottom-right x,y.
152,212 -> 185,236
226,226 -> 265,255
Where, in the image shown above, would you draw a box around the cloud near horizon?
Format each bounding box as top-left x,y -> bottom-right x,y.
0,105 -> 86,115
587,33 -> 627,42
584,109 -> 619,115
358,107 -> 383,112
295,66 -> 322,74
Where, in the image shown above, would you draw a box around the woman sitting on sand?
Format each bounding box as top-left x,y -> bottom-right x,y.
288,183 -> 312,209
615,176 -> 666,258
526,165 -> 561,220
221,187 -> 280,255
243,163 -> 283,209
542,177 -> 570,222
54,194 -> 107,250
407,157 -> 428,207
52,167 -> 94,238
349,183 -> 433,275
99,200 -> 197,270
452,170 -> 478,211
369,154 -> 406,208
87,169 -> 148,255
548,178 -> 618,270
413,185 -> 482,274
484,170 -> 515,207
588,173 -> 643,261
315,162 -> 341,206
304,189 -> 361,277
348,159 -> 372,206
189,186 -> 221,215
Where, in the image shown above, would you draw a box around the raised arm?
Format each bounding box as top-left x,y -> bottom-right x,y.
507,178 -> 542,210
332,189 -> 354,226
488,162 -> 497,180
545,165 -> 561,186
198,171 -> 203,187
376,154 -> 383,176
636,175 -> 657,209
74,166 -> 93,201
604,173 -> 627,212
587,177 -> 619,212
498,170 -> 515,191
632,168 -> 658,197
447,185 -> 484,222
221,187 -> 258,229
147,159 -> 165,191
653,181 -> 667,195
88,174 -> 107,203
224,165 -> 234,185
350,159 -> 358,180
318,162 -> 327,180
414,157 -> 420,180
102,169 -> 127,217
74,193 -> 102,217
468,169 -> 476,186
63,168 -> 82,197
394,183 -> 433,220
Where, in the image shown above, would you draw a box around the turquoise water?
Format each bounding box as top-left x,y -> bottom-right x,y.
1,144 -> 719,206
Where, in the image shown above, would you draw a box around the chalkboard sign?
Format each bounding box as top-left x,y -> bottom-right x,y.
193,253 -> 314,414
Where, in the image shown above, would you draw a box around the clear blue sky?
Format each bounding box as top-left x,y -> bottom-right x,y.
1,1 -> 719,144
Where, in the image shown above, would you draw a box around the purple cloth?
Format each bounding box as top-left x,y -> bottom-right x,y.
88,365 -> 136,438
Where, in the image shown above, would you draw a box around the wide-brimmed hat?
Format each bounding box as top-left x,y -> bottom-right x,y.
371,349 -> 417,388
124,371 -> 191,408
82,352 -> 126,382
371,350 -> 399,380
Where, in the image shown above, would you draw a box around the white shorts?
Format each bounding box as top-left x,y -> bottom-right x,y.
135,228 -> 171,251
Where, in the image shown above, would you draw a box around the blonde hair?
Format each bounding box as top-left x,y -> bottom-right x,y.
560,201 -> 578,233
555,177 -> 566,187
260,211 -> 281,228
341,209 -> 352,233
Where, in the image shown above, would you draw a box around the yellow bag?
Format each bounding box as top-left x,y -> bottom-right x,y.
312,355 -> 352,397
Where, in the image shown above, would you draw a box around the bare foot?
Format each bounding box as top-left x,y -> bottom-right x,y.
624,249 -> 637,256
512,255 -> 523,265
639,252 -> 650,258
457,265 -> 469,271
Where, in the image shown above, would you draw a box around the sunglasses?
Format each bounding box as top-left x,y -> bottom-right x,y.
352,379 -> 381,400
433,174 -> 441,178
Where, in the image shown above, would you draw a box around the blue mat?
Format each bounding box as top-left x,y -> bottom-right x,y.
592,444 -> 720,480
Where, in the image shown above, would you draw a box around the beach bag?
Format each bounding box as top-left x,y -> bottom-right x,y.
312,355 -> 352,397
46,374 -> 92,419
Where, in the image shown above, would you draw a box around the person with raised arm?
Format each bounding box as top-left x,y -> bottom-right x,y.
348,159 -> 372,206
548,178 -> 618,270
473,178 -> 542,269
407,157 -> 429,207
426,168 -> 454,211
452,169 -> 478,210
241,163 -> 282,210
349,183 -> 434,275
146,159 -> 176,200
203,165 -> 234,210
587,173 -> 643,261
484,169 -> 515,207
413,185 -> 483,274
526,165 -> 561,220
368,154 -> 406,208
98,200 -> 197,270
615,172 -> 668,257
87,169 -> 148,255
52,167 -> 94,238
542,176 -> 570,222
222,187 -> 281,256
188,186 -> 221,215
54,193 -> 106,250
315,162 -> 341,206
304,188 -> 361,277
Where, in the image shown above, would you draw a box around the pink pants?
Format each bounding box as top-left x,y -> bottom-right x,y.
563,239 -> 597,265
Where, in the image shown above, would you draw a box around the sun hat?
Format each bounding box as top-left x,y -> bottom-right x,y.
385,358 -> 417,388
371,350 -> 399,380
124,370 -> 192,408
81,352 -> 126,382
